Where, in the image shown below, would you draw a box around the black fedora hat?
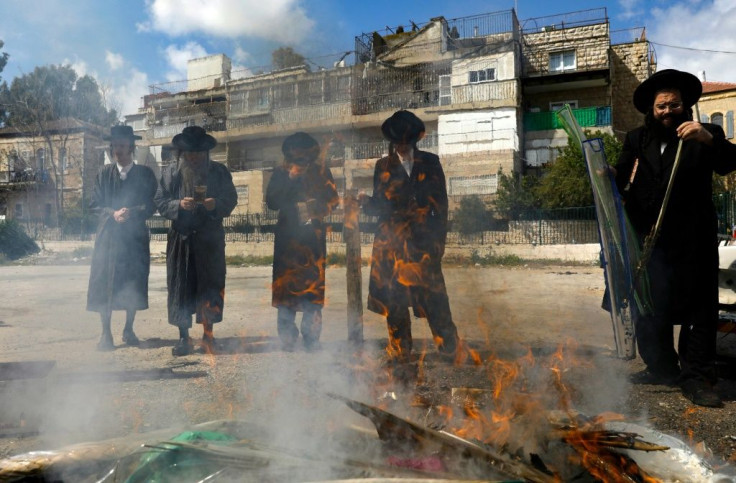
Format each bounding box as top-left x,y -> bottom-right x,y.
381,110 -> 425,144
282,132 -> 320,166
633,69 -> 702,114
104,125 -> 141,141
171,126 -> 217,152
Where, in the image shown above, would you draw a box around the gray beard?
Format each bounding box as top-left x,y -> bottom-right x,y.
179,161 -> 207,197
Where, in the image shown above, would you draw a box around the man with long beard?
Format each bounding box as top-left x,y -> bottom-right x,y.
616,69 -> 736,407
155,126 -> 237,356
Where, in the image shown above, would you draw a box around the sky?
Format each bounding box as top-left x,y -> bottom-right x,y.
0,0 -> 735,119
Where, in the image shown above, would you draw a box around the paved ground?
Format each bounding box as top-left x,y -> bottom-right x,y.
0,261 -> 734,478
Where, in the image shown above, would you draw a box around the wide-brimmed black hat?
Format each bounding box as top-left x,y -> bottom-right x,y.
104,125 -> 141,141
381,110 -> 425,144
633,69 -> 702,114
282,132 -> 320,166
171,126 -> 217,152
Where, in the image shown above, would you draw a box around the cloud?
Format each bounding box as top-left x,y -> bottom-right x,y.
647,0 -> 736,81
109,68 -> 150,118
163,41 -> 209,81
105,51 -> 124,71
617,0 -> 644,20
145,0 -> 314,44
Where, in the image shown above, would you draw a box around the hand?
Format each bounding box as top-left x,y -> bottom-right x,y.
180,197 -> 196,211
357,191 -> 370,206
288,164 -> 305,179
677,121 -> 714,144
203,198 -> 216,211
113,207 -> 129,223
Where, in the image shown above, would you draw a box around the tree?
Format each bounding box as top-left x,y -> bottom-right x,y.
0,64 -> 117,225
0,40 -> 8,80
493,168 -> 541,219
535,130 -> 622,209
272,47 -> 307,70
453,195 -> 489,235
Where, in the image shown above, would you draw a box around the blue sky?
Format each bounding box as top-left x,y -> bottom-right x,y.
1,0 -> 734,118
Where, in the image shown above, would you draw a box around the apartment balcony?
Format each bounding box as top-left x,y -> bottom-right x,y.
524,106 -> 611,132
227,101 -> 352,133
444,79 -> 518,107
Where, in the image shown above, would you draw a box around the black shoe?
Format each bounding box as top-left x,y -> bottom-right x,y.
172,337 -> 193,357
122,330 -> 140,346
97,332 -> 114,351
630,369 -> 679,385
680,379 -> 723,408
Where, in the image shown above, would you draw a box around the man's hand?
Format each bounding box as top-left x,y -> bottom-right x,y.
203,198 -> 216,211
113,207 -> 129,223
677,121 -> 714,145
180,197 -> 196,211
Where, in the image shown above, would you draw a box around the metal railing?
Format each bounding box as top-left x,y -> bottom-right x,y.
520,8 -> 608,34
524,106 -> 611,131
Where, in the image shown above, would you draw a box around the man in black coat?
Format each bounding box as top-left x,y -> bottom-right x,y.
87,125 -> 157,350
266,132 -> 339,351
154,126 -> 238,356
616,69 -> 736,407
359,110 -> 459,362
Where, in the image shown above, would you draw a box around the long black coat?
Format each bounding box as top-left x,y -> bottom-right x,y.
616,124 -> 736,320
363,149 -> 449,317
154,161 -> 238,328
87,163 -> 157,313
266,163 -> 338,310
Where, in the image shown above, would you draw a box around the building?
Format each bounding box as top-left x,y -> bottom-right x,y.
127,7 -> 653,213
698,79 -> 736,138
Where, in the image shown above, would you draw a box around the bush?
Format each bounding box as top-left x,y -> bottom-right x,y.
0,220 -> 40,260
453,195 -> 490,235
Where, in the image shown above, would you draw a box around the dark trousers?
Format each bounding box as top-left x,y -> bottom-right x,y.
636,248 -> 719,383
277,306 -> 322,345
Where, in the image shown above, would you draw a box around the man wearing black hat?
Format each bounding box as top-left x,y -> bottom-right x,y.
87,125 -> 158,350
266,132 -> 339,351
154,126 -> 238,356
616,69 -> 736,407
359,110 -> 460,362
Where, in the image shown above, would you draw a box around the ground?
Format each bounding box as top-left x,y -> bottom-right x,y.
0,259 -> 735,478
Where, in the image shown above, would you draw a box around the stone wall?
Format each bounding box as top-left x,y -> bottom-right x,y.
610,42 -> 652,138
523,24 -> 609,75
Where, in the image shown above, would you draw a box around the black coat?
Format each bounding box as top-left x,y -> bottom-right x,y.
154,161 -> 238,327
266,163 -> 338,310
363,149 -> 449,317
87,164 -> 157,313
616,124 -> 736,319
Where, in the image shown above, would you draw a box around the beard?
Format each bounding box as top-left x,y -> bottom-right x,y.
645,109 -> 692,143
179,157 -> 208,197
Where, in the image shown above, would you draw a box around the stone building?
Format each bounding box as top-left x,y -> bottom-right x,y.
0,118 -> 106,224
127,7 -> 653,213
698,80 -> 736,138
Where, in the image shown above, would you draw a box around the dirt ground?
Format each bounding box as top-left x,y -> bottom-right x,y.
1,257 -> 735,478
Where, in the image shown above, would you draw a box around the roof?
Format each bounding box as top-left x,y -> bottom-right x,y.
0,118 -> 106,138
702,81 -> 736,94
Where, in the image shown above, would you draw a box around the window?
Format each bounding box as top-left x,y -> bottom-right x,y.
439,75 -> 451,106
36,148 -> 45,171
59,147 -> 67,170
14,203 -> 23,218
469,68 -> 496,84
550,100 -> 578,111
236,185 -> 249,206
549,50 -> 576,72
711,112 -> 724,128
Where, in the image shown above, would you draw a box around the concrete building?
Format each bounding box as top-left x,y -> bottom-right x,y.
127,7 -> 653,213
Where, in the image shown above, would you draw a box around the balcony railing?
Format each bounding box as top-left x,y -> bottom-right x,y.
450,79 -> 517,105
346,132 -> 439,160
524,106 -> 611,131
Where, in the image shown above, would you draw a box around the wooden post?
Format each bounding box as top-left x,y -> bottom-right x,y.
343,192 -> 364,344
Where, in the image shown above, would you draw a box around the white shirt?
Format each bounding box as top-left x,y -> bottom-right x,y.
397,149 -> 414,176
117,162 -> 133,180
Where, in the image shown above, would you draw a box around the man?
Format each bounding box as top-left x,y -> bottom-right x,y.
266,132 -> 339,351
616,69 -> 736,407
87,125 -> 157,351
154,126 -> 238,356
359,110 -> 460,362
